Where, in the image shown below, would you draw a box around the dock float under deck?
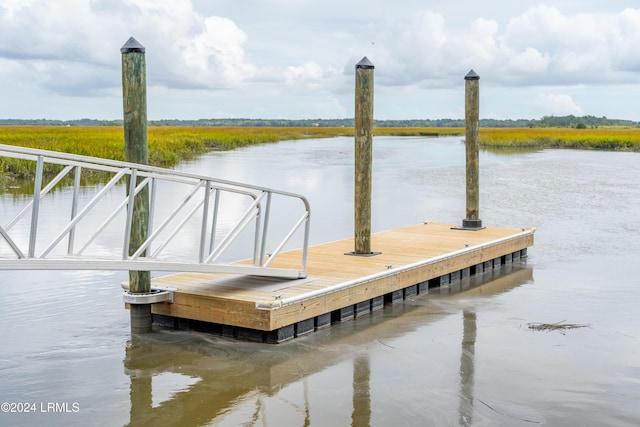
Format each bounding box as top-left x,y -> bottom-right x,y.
140,222 -> 534,343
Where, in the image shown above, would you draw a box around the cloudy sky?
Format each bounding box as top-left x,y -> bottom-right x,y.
2,0 -> 640,121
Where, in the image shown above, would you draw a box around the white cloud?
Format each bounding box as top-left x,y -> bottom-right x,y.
506,47 -> 550,74
353,5 -> 640,89
536,93 -> 584,116
2,1 -> 640,119
499,5 -> 640,84
285,61 -> 326,88
176,15 -> 255,88
0,0 -> 255,93
609,8 -> 640,72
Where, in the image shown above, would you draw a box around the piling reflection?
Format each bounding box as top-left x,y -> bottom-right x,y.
352,355 -> 371,427
128,370 -> 151,426
458,311 -> 477,426
124,264 -> 532,426
452,263 -> 526,426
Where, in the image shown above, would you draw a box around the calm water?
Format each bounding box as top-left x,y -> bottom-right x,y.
1,136 -> 639,426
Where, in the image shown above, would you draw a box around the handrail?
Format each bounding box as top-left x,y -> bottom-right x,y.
0,144 -> 310,279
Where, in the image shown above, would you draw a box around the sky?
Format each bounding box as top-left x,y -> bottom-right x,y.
1,0 -> 640,121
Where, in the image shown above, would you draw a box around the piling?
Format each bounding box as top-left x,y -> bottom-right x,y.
121,37 -> 151,333
353,57 -> 376,255
461,69 -> 483,230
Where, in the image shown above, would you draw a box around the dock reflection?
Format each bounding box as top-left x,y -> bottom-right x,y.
124,264 -> 532,426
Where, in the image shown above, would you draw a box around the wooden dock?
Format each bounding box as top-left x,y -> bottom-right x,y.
133,222 -> 534,343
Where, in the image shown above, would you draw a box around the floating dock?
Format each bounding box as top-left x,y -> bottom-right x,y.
133,222 -> 534,343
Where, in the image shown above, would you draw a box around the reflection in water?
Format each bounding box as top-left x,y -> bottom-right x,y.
480,146 -> 542,156
129,374 -> 152,426
303,379 -> 311,427
125,339 -> 153,427
123,265 -> 531,426
352,355 -> 371,427
458,311 -> 477,426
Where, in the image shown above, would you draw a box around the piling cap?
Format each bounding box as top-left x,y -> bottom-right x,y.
356,56 -> 375,69
465,69 -> 480,80
121,37 -> 146,54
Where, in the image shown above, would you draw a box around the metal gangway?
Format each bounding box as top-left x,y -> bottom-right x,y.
0,144 -> 310,279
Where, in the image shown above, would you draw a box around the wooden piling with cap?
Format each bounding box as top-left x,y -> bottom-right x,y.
121,36 -> 151,333
461,69 -> 483,230
353,57 -> 376,255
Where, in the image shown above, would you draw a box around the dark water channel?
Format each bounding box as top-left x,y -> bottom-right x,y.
1,136 -> 639,426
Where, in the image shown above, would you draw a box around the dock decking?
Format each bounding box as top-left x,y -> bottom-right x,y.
138,222 -> 534,342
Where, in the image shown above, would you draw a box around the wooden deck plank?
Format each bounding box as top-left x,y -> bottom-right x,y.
143,222 -> 534,331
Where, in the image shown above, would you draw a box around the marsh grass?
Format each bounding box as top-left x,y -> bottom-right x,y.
0,126 -> 346,185
480,127 -> 640,151
2,125 -> 637,191
0,126 -> 461,184
374,128 -> 464,137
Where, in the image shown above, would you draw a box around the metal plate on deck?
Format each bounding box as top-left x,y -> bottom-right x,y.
123,289 -> 174,304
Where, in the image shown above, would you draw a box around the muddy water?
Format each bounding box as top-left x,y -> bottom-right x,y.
1,136 -> 639,426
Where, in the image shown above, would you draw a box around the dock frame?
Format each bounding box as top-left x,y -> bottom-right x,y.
131,222 -> 534,343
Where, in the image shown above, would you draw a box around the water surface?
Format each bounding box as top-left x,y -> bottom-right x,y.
1,136 -> 639,426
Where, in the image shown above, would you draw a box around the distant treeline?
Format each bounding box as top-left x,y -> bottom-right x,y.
0,115 -> 637,128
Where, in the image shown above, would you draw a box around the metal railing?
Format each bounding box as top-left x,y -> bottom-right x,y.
0,144 -> 310,279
